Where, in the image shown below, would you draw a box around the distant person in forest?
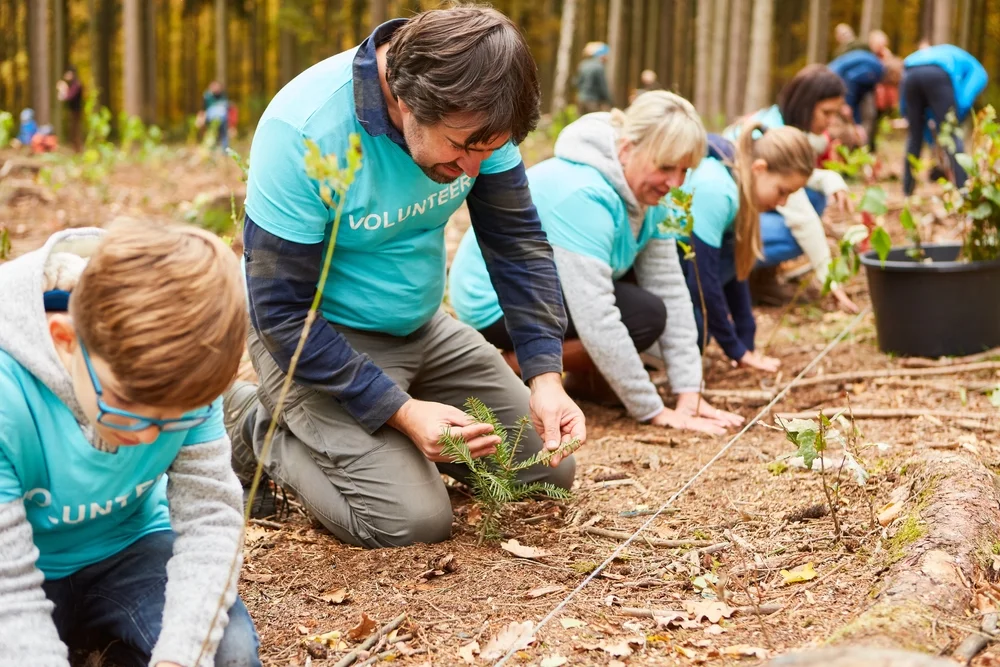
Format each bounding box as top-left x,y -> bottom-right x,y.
226,7 -> 583,547
56,67 -> 83,152
679,125 -> 816,373
629,69 -> 663,103
201,80 -> 229,150
17,108 -> 37,147
828,46 -> 884,147
900,44 -> 987,195
449,91 -> 744,435
575,42 -> 612,113
726,65 -> 859,314
834,24 -> 870,57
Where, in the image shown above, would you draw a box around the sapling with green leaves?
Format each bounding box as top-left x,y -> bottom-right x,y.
822,144 -> 876,180
438,398 -> 582,544
0,111 -> 14,148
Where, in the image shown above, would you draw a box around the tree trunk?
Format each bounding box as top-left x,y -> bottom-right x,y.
707,0 -> 727,124
122,0 -> 142,118
958,0 -> 972,49
725,0 -> 750,120
606,0 -> 624,104
932,0 -> 953,44
52,0 -> 65,137
671,0 -> 687,96
627,0 -> 644,101
743,0 -> 773,114
29,0 -> 51,125
214,0 -> 227,87
805,0 -> 829,63
370,0 -> 387,29
90,0 -> 113,111
644,0 -> 658,70
657,0 -> 674,90
551,0 -> 577,115
279,28 -> 297,87
693,0 -> 711,113
144,0 -> 158,123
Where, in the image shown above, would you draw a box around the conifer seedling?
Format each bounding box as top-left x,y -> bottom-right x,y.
438,398 -> 582,545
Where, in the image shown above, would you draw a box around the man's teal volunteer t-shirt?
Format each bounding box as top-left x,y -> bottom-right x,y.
244,47 -> 522,337
449,158 -> 671,330
0,351 -> 224,579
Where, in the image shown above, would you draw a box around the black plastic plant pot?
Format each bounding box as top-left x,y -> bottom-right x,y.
860,243 -> 1000,358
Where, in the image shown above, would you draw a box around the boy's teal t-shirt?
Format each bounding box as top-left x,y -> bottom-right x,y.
244,48 -> 522,337
681,156 -> 740,249
0,351 -> 225,579
449,158 -> 670,330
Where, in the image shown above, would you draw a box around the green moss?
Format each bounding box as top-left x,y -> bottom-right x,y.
827,599 -> 935,652
885,514 -> 926,565
693,529 -> 711,541
571,560 -> 598,575
767,460 -> 789,476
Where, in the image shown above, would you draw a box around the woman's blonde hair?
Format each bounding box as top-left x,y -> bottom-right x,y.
70,221 -> 248,409
610,90 -> 706,173
732,122 -> 816,280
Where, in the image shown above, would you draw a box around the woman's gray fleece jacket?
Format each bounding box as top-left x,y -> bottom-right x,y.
0,229 -> 246,667
552,114 -> 703,421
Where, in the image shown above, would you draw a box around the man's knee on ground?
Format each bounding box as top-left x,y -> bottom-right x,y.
363,494 -> 454,549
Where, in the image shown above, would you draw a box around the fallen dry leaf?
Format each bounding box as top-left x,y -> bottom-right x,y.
604,594 -> 623,607
684,600 -> 735,624
244,525 -> 270,545
652,611 -> 688,628
319,587 -> 349,604
466,506 -> 482,526
395,641 -> 420,657
500,540 -> 551,560
780,562 -> 818,584
600,641 -> 633,658
524,584 -> 564,599
721,644 -> 770,659
458,641 -> 480,664
877,501 -> 904,526
346,613 -> 377,642
559,617 -> 587,629
480,621 -> 535,661
705,624 -> 726,635
540,656 -> 568,667
675,645 -> 698,658
609,661 -> 626,667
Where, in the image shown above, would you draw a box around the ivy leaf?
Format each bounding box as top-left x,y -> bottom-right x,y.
871,226 -> 892,265
859,186 -> 888,216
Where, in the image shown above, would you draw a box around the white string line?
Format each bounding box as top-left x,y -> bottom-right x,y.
494,306 -> 871,666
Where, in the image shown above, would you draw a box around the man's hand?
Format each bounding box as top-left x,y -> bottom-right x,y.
737,350 -> 781,373
387,399 -> 500,462
528,372 -> 586,467
831,286 -> 860,313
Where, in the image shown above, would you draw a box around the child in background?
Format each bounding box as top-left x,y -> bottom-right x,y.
0,223 -> 260,666
681,125 -> 815,373
17,108 -> 37,146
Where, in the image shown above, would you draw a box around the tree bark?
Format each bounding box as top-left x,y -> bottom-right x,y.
52,0 -> 65,136
370,0 -> 387,29
144,0 -> 158,123
707,0 -> 727,123
627,0 -> 643,101
606,0 -> 623,104
743,0 -> 773,114
657,0 -> 674,90
279,28 -> 297,87
932,0 -> 953,44
29,0 -> 51,125
725,0 -> 750,120
957,0 -> 972,49
671,0 -> 688,98
551,0 -> 577,115
122,0 -> 143,118
693,0 -> 711,113
806,0 -> 829,64
215,0 -> 227,87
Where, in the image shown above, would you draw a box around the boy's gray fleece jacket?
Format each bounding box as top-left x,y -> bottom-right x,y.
553,113 -> 702,420
0,229 -> 246,667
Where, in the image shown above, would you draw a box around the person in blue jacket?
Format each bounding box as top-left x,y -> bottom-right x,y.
450,92 -> 744,434
829,48 -> 885,137
682,124 -> 817,372
17,108 -> 37,146
899,44 -> 988,195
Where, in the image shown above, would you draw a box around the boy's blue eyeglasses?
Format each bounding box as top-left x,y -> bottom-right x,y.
79,340 -> 214,433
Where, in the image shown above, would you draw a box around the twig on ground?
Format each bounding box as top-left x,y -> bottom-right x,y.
776,407 -> 995,421
791,361 -> 1000,389
580,526 -> 714,548
333,613 -> 408,667
872,378 -> 997,392
355,635 -> 423,667
584,478 -> 650,494
249,518 -> 284,530
900,347 -> 1000,368
957,419 -> 1000,433
618,604 -> 782,619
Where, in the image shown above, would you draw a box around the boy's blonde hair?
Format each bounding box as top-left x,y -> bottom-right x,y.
611,90 -> 706,173
732,122 -> 815,281
70,222 -> 247,409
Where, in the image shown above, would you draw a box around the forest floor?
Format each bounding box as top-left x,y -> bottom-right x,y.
3,135 -> 1000,667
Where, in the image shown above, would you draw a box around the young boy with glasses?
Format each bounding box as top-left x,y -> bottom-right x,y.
0,223 -> 260,666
